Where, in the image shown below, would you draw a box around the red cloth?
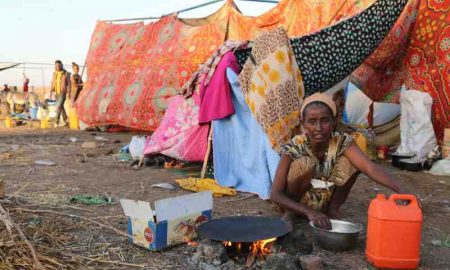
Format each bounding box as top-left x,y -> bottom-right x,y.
23,82 -> 28,92
198,52 -> 238,124
352,0 -> 450,140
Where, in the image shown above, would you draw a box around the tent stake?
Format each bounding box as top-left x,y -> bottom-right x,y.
201,125 -> 213,179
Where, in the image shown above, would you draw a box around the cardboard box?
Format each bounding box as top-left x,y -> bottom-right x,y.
120,191 -> 212,251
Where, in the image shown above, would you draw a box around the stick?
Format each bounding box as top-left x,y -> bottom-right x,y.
7,183 -> 30,199
138,156 -> 145,168
77,255 -> 145,268
9,208 -> 130,238
200,124 -> 213,179
0,204 -> 44,269
223,193 -> 256,203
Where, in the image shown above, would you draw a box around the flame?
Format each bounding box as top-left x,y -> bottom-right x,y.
223,241 -> 232,247
187,240 -> 199,247
222,237 -> 277,267
252,237 -> 276,256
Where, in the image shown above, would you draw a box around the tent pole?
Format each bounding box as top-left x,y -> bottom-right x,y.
101,0 -> 225,23
239,0 -> 278,3
201,125 -> 213,179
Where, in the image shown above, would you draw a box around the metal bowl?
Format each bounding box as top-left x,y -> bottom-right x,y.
309,219 -> 363,252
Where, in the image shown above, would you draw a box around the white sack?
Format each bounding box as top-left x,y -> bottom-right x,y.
396,90 -> 436,160
428,159 -> 450,176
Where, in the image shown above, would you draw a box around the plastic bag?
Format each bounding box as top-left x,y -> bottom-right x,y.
396,90 -> 437,161
428,159 -> 450,176
129,136 -> 146,160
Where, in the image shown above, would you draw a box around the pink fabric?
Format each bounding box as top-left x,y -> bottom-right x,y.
198,52 -> 239,124
143,93 -> 209,161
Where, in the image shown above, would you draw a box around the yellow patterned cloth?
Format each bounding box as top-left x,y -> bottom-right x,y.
239,27 -> 304,151
175,178 -> 237,198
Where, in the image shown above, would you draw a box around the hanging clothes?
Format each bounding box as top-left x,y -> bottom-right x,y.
238,27 -> 304,151
143,92 -> 209,162
212,68 -> 280,200
179,40 -> 248,98
198,51 -> 239,124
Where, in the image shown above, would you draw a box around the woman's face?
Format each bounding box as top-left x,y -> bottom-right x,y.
301,104 -> 334,144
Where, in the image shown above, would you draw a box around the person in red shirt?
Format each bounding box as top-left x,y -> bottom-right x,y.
23,74 -> 29,92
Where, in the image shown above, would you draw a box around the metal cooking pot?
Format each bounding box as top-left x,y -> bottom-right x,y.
309,219 -> 363,252
389,151 -> 415,169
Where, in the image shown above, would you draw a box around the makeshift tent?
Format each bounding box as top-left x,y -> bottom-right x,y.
76,0 -> 378,131
78,0 -> 449,139
351,0 -> 450,139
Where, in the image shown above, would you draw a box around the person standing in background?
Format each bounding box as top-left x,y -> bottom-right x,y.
23,74 -> 30,92
50,60 -> 70,127
69,62 -> 83,106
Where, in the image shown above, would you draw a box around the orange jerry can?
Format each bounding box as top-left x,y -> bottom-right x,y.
366,194 -> 423,269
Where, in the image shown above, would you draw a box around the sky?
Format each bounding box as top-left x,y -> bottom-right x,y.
0,0 -> 276,89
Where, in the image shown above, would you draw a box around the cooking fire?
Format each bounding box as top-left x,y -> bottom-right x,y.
223,238 -> 277,267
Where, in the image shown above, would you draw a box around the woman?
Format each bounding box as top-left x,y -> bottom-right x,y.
270,93 -> 408,229
70,62 -> 83,106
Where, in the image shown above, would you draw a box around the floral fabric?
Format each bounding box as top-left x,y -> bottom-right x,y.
239,27 -> 304,151
143,92 -> 209,161
352,0 -> 450,140
77,0 -> 375,132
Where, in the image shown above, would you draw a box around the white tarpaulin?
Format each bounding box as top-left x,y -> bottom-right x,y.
343,82 -> 401,127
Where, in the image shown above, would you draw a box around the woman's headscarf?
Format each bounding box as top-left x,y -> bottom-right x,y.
300,93 -> 337,117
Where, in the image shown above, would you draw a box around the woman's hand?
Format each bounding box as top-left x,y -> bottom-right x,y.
307,210 -> 332,230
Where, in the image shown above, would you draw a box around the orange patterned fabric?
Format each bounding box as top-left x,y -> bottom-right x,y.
227,0 -> 376,39
78,0 -> 449,139
352,0 -> 450,140
77,0 -> 374,131
77,6 -> 230,130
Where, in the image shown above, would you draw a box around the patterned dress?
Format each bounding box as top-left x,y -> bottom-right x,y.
280,132 -> 357,211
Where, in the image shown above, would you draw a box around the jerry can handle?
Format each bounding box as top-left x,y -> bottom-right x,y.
389,194 -> 419,207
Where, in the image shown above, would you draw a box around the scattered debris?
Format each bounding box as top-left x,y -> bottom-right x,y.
95,136 -> 109,142
70,194 -> 113,206
191,239 -> 230,267
298,254 -> 324,270
28,217 -> 43,226
69,137 -> 79,143
263,252 -> 298,270
26,167 -> 36,174
0,180 -> 4,198
151,183 -> 175,190
81,142 -> 97,149
34,160 -> 56,166
113,153 -> 133,163
431,239 -> 442,247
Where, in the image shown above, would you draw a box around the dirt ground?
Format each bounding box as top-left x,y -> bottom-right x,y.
0,125 -> 449,269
